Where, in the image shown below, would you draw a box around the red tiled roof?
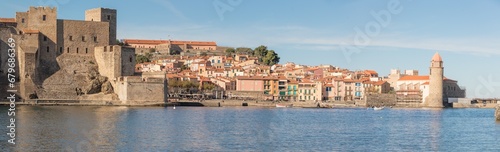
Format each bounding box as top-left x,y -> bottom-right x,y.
373,81 -> 387,85
236,76 -> 278,80
123,39 -> 217,46
399,76 -> 429,81
364,70 -> 378,75
399,75 -> 453,81
0,18 -> 15,23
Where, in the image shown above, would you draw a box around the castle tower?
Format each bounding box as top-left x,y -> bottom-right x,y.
425,52 -> 444,108
85,8 -> 117,45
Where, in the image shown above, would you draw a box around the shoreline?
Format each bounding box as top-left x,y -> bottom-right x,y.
0,99 -> 497,109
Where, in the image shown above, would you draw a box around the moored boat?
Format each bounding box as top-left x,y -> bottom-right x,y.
373,107 -> 384,110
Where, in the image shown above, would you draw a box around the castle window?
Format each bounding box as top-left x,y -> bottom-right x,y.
130,56 -> 133,62
69,36 -> 73,41
60,47 -> 62,53
94,36 -> 97,42
21,18 -> 25,23
86,48 -> 88,54
67,47 -> 69,53
44,36 -> 47,41
82,36 -> 86,42
77,48 -> 79,53
42,15 -> 46,21
107,15 -> 111,20
46,46 -> 50,52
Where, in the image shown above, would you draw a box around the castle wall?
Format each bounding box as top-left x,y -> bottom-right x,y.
57,20 -> 109,55
114,76 -> 166,104
26,7 -> 57,60
15,12 -> 28,32
85,8 -> 116,45
94,45 -> 135,79
94,46 -> 120,79
15,31 -> 40,99
121,47 -> 135,76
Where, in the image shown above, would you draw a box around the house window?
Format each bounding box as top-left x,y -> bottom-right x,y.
69,36 -> 73,41
59,47 -> 62,53
67,47 -> 69,53
46,46 -> 49,52
85,48 -> 88,54
44,36 -> 47,41
76,48 -> 79,53
130,56 -> 133,62
94,36 -> 97,42
82,36 -> 85,42
42,15 -> 46,21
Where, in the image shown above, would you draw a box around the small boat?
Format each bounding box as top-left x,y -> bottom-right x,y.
276,104 -> 293,108
373,107 -> 384,110
173,105 -> 176,109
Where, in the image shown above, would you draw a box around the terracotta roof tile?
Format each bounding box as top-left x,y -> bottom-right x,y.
0,18 -> 16,23
123,39 -> 217,46
399,75 -> 452,81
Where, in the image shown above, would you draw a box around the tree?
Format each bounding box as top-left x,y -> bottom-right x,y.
252,45 -> 280,66
117,39 -> 129,46
136,54 -> 150,63
200,52 -> 208,56
236,47 -> 253,55
262,50 -> 280,66
181,64 -> 190,70
253,45 -> 268,60
170,49 -> 180,55
149,48 -> 156,53
145,52 -> 153,59
225,48 -> 236,54
202,83 -> 216,91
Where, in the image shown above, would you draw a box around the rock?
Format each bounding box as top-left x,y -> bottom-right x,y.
83,75 -> 108,94
496,105 -> 500,121
101,81 -> 114,94
86,66 -> 99,80
28,92 -> 38,99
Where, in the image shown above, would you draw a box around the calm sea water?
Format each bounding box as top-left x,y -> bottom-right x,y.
0,106 -> 499,151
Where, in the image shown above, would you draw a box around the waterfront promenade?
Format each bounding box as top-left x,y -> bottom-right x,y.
1,99 -> 498,109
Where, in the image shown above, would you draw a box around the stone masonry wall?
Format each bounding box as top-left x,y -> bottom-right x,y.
57,20 -> 109,55
84,8 -> 116,45
121,47 -> 135,76
365,94 -> 397,107
94,45 -> 121,79
114,76 -> 166,103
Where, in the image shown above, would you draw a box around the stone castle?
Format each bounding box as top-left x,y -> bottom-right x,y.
0,7 -> 167,104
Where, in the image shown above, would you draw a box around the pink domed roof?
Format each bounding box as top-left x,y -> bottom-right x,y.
432,52 -> 442,62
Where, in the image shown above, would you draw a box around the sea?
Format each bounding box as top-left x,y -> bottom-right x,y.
0,106 -> 499,151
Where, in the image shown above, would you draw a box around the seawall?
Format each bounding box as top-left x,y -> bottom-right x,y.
496,105 -> 500,121
0,99 -> 167,106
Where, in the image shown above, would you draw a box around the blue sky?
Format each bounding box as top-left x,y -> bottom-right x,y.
2,0 -> 500,98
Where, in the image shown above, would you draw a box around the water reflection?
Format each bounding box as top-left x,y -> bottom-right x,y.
13,106 -> 128,151
429,109 -> 443,152
0,106 -> 498,151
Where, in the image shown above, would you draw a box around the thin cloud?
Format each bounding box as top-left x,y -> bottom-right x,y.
151,0 -> 190,22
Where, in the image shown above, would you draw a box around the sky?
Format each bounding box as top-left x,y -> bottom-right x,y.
1,0 -> 500,98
